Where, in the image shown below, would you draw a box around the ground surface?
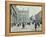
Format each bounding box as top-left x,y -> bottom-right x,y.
11,23 -> 42,32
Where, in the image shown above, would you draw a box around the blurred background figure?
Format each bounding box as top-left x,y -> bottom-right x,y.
32,15 -> 40,31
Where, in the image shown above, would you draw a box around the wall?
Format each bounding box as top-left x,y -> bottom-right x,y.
0,0 -> 46,37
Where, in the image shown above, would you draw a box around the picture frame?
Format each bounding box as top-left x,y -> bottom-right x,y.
5,1 -> 45,36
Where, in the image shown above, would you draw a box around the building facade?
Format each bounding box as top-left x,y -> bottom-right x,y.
16,9 -> 29,23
